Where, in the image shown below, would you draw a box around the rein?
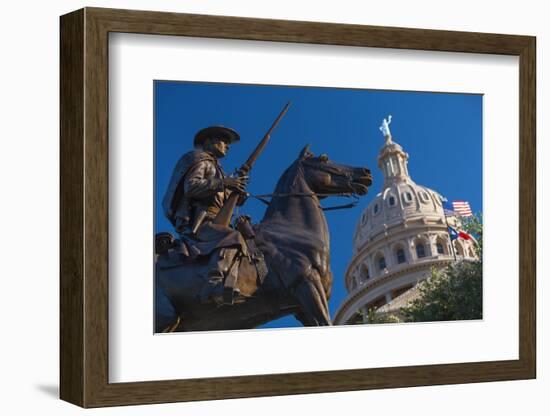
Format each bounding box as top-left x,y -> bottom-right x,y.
250,192 -> 359,211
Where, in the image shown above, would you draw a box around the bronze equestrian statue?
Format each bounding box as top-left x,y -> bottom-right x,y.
155,108 -> 372,332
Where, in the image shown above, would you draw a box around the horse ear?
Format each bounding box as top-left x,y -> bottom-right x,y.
299,144 -> 313,159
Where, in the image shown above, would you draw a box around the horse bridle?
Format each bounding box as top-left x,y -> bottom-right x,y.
254,159 -> 363,210
250,191 -> 360,211
239,158 -> 362,211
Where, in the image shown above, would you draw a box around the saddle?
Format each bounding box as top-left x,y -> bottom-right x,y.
155,216 -> 268,301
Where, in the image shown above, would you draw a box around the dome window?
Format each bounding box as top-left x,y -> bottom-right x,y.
420,191 -> 430,203
415,243 -> 426,258
403,191 -> 413,204
388,195 -> 396,206
373,203 -> 380,215
361,263 -> 370,280
396,248 -> 406,264
435,237 -> 448,255
378,256 -> 386,271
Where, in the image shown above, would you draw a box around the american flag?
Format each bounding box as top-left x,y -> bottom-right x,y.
439,195 -> 456,216
452,201 -> 473,217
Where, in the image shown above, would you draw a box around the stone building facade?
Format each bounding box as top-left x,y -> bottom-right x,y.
333,118 -> 477,325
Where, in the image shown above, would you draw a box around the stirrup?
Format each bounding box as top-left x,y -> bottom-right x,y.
223,287 -> 235,305
196,280 -> 224,306
223,287 -> 243,306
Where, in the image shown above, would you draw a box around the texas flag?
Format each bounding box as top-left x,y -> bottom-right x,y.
448,225 -> 474,241
447,226 -> 459,240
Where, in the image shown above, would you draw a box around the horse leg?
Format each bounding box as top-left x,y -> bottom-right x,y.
293,271 -> 332,326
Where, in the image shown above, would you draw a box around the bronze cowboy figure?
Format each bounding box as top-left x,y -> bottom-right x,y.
162,125 -> 250,305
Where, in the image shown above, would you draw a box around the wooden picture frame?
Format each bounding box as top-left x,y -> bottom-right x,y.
60,7 -> 536,408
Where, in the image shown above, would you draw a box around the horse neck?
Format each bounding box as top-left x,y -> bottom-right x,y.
261,164 -> 329,240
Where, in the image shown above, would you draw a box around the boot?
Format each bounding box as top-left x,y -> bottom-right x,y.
196,270 -> 224,305
197,248 -> 237,305
223,254 -> 241,305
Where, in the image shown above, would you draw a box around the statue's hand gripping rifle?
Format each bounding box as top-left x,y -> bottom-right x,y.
212,102 -> 291,227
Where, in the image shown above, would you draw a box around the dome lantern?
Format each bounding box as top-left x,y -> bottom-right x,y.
378,115 -> 411,186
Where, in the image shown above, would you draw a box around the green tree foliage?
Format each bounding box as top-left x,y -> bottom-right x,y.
401,214 -> 483,322
462,213 -> 483,260
366,308 -> 401,324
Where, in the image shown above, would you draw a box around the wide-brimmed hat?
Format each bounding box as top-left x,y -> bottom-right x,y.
193,125 -> 240,148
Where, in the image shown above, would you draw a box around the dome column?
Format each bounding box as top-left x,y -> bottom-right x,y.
428,234 -> 437,257
383,245 -> 393,269
406,236 -> 415,262
366,256 -> 375,280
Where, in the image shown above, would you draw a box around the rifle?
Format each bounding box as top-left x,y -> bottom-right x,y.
212,102 -> 291,227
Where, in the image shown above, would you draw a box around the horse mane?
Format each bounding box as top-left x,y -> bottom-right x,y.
262,159 -> 307,220
273,159 -> 302,193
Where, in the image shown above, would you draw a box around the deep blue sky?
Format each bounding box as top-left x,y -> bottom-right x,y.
154,81 -> 482,329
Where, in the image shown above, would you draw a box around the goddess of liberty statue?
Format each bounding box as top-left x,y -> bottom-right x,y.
379,115 -> 393,144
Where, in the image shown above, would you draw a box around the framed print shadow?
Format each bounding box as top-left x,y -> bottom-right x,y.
60,7 -> 536,408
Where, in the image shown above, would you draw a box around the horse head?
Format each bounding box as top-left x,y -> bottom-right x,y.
297,144 -> 372,197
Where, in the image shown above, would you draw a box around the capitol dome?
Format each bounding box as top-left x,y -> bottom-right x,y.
354,142 -> 446,251
334,117 -> 477,325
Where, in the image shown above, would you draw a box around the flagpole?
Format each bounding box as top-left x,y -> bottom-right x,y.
444,213 -> 457,262
440,195 -> 457,262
